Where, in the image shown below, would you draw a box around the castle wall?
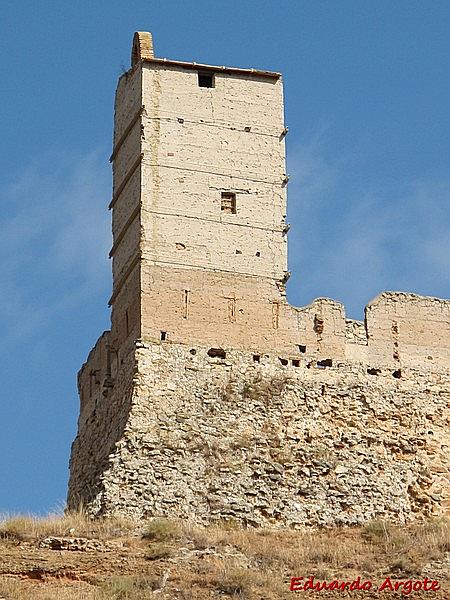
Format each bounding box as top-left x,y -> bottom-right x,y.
69,341 -> 450,526
70,290 -> 450,522
68,332 -> 136,510
68,34 -> 450,526
110,264 -> 141,349
366,293 -> 450,370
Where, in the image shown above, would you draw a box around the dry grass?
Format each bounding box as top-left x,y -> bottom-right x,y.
215,565 -> 254,596
141,517 -> 181,542
100,575 -> 162,598
0,514 -> 448,599
0,507 -> 136,542
144,542 -> 173,560
0,578 -> 101,599
179,517 -> 450,582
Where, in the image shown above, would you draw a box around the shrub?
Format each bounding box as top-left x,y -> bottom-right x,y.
216,567 -> 253,597
101,575 -> 160,599
144,542 -> 173,561
141,518 -> 180,542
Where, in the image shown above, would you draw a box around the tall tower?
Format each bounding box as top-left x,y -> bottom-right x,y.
109,31 -> 290,353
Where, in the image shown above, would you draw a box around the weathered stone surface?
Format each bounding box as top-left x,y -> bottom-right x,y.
69,342 -> 450,527
39,537 -> 116,552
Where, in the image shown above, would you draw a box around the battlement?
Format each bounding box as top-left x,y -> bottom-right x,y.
68,33 -> 450,525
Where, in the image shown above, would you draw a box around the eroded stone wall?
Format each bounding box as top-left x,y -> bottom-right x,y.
68,332 -> 135,511
68,340 -> 450,527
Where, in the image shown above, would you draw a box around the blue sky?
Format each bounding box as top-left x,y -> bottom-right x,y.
1,1 -> 450,514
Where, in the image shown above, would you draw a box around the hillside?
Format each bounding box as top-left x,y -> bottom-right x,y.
0,513 -> 448,599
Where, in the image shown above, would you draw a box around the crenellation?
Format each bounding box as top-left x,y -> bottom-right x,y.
67,32 -> 450,525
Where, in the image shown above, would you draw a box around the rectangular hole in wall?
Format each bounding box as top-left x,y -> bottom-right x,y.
292,359 -> 300,367
221,192 -> 236,214
367,368 -> 381,375
298,345 -> 306,353
207,347 -> 226,359
183,290 -> 189,319
253,354 -> 260,363
198,71 -> 214,88
160,331 -> 167,341
317,358 -> 332,368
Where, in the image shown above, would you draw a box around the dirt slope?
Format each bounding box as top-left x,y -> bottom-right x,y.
0,515 -> 448,599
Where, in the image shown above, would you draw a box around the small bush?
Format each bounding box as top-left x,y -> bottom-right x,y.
390,558 -> 421,576
307,549 -> 334,564
216,567 -> 253,596
215,517 -> 241,531
183,524 -> 212,550
0,516 -> 37,541
144,542 -> 173,561
141,518 -> 180,542
101,575 -> 160,599
361,519 -> 390,543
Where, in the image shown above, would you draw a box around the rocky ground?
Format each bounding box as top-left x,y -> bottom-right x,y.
0,514 -> 448,599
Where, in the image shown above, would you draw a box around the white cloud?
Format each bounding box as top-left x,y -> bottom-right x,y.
0,150 -> 111,341
286,131 -> 450,318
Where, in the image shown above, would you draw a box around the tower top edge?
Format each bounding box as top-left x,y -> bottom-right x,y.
130,31 -> 280,78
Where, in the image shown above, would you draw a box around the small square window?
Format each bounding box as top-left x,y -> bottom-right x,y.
198,71 -> 214,88
221,192 -> 236,214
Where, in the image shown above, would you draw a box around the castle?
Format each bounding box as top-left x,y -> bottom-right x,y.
68,32 -> 450,526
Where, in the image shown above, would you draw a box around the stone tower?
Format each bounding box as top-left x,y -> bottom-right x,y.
109,31 -> 290,357
68,32 -> 450,525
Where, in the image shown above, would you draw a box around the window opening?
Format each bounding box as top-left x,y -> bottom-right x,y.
198,71 -> 214,88
183,290 -> 189,319
221,192 -> 236,214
